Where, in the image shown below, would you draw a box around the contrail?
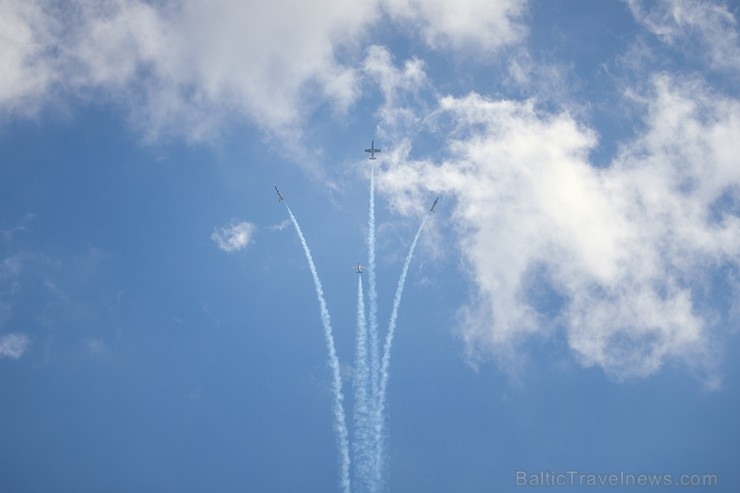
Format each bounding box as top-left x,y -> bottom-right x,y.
367,166 -> 380,411
352,276 -> 373,492
366,167 -> 382,493
285,204 -> 351,493
373,215 -> 428,487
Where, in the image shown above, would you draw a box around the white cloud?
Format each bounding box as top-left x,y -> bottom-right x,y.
362,45 -> 432,138
0,332 -> 29,359
0,0 -> 528,140
0,0 -> 59,116
0,0 -> 368,138
211,221 -> 256,253
66,0 -> 369,140
377,73 -> 739,384
382,0 -> 527,52
627,0 -> 740,73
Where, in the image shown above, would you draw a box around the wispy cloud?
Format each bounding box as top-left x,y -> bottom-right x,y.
627,0 -> 740,73
362,45 -> 433,139
267,219 -> 291,232
0,333 -> 30,359
0,255 -> 23,328
211,221 -> 256,253
84,338 -> 111,358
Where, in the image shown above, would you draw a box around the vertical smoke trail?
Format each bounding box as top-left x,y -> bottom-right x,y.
367,166 -> 380,410
352,276 -> 373,492
366,166 -> 380,493
366,167 -> 381,492
373,215 -> 428,487
285,205 -> 351,493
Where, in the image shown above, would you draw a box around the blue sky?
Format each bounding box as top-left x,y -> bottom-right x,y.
1,0 -> 739,492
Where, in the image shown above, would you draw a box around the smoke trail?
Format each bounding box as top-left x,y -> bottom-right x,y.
367,166 -> 380,411
373,215 -> 428,487
352,276 -> 373,492
285,205 -> 351,493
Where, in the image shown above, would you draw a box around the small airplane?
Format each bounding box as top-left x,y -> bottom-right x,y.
274,185 -> 284,202
429,196 -> 440,214
365,140 -> 381,160
353,264 -> 367,274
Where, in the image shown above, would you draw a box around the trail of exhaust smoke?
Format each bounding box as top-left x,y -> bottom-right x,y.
352,276 -> 373,492
373,215 -> 428,487
285,205 -> 351,493
367,166 -> 380,413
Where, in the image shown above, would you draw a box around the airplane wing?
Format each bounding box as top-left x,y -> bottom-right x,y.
365,141 -> 380,154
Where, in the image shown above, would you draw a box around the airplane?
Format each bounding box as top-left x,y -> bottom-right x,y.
429,196 -> 440,214
353,264 -> 367,274
365,140 -> 381,160
274,185 -> 284,202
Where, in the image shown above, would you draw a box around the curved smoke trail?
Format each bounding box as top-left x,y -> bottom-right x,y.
352,276 -> 373,492
373,215 -> 428,487
285,205 -> 351,493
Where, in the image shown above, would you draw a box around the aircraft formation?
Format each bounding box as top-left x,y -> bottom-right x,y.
272,140 -> 437,492
275,140 -> 439,275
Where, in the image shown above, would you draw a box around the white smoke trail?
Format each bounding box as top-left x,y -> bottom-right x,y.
368,166 -> 380,410
285,205 -> 352,493
352,275 -> 373,493
366,166 -> 382,492
373,215 -> 428,488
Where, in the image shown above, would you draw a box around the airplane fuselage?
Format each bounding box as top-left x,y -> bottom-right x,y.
274,185 -> 284,202
430,196 -> 439,213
